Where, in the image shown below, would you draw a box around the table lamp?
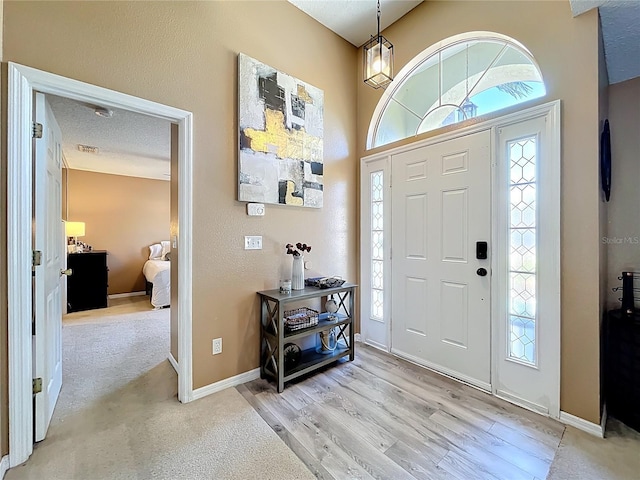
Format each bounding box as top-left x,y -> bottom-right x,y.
65,221 -> 85,253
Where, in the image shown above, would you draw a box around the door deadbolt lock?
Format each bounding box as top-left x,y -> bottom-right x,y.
476,268 -> 488,277
476,241 -> 488,260
60,268 -> 73,277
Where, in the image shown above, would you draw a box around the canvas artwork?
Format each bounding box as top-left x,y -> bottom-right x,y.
238,53 -> 324,208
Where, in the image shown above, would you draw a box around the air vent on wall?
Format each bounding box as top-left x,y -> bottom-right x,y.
77,144 -> 99,154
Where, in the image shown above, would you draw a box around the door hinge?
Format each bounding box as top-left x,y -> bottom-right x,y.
32,250 -> 42,267
32,122 -> 43,139
33,378 -> 43,394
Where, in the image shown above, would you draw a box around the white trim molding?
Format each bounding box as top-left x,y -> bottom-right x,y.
192,368 -> 261,401
559,411 -> 605,438
168,353 -> 179,375
108,291 -> 146,299
8,61 -> 37,468
1,455 -> 10,479
7,62 -> 194,467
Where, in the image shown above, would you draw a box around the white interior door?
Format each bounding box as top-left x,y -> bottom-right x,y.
33,92 -> 64,441
391,130 -> 492,390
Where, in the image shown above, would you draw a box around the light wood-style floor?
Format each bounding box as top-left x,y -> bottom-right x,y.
238,344 -> 565,480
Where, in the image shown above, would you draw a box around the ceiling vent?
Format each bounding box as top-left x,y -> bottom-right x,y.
77,144 -> 99,154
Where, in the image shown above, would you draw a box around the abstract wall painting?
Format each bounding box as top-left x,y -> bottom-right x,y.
238,53 -> 324,208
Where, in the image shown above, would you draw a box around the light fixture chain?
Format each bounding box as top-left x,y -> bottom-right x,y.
377,0 -> 381,40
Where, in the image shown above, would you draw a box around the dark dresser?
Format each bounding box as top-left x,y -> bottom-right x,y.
67,250 -> 109,313
605,309 -> 640,432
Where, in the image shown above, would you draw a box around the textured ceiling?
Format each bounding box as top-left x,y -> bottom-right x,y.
287,0 -> 423,46
570,0 -> 640,84
47,95 -> 171,181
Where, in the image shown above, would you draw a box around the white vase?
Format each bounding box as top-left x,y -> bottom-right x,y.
291,255 -> 305,290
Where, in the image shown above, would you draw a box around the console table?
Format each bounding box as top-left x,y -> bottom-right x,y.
257,283 -> 357,392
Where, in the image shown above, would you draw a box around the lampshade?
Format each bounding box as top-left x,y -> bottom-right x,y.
363,0 -> 394,89
65,221 -> 85,237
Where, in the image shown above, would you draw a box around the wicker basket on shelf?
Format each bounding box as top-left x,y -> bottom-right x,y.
284,307 -> 319,331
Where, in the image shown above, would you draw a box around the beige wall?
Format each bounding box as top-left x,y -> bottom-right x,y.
356,2 -> 602,423
1,0 -> 358,435
606,78 -> 640,306
66,169 -> 170,295
597,17 -> 609,415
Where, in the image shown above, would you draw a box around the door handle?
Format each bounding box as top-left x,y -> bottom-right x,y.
60,268 -> 73,277
476,268 -> 487,277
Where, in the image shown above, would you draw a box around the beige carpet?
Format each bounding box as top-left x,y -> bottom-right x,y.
6,305 -> 314,480
548,417 -> 640,480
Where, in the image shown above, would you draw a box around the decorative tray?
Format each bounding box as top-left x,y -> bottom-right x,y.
304,277 -> 346,289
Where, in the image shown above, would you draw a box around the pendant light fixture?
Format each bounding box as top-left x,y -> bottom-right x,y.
363,0 -> 394,89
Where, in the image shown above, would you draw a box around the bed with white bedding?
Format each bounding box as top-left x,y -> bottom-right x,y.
144,241 -> 171,308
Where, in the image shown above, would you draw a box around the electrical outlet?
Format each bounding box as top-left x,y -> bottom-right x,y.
212,338 -> 222,355
244,235 -> 262,250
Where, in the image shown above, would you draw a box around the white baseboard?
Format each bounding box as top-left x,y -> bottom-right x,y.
354,333 -> 362,342
192,368 -> 260,401
1,455 -> 9,479
559,411 -> 604,438
108,291 -> 146,299
168,353 -> 179,374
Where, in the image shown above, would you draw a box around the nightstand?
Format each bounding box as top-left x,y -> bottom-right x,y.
67,251 -> 109,313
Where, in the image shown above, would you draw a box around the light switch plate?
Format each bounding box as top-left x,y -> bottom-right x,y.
247,203 -> 265,216
244,235 -> 262,250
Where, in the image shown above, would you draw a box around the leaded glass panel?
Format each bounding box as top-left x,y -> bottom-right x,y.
508,136 -> 537,365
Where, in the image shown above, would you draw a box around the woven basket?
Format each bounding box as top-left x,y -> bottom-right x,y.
284,307 -> 319,331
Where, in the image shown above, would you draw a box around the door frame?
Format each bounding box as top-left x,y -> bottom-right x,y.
7,62 -> 194,466
360,100 -> 561,415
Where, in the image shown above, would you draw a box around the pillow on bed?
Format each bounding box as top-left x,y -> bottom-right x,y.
161,240 -> 171,260
149,243 -> 163,260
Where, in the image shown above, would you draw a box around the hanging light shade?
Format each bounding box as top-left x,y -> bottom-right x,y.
363,0 -> 394,89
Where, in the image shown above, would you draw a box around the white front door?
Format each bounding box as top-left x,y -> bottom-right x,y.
33,92 -> 64,441
391,130 -> 492,389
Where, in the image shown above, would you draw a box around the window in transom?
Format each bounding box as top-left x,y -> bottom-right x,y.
367,32 -> 546,149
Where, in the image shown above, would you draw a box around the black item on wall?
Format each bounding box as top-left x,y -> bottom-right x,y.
621,272 -> 636,314
67,251 -> 109,313
600,119 -> 611,202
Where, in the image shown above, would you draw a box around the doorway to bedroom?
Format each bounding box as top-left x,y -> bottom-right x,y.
32,90 -> 175,443
8,63 -> 194,466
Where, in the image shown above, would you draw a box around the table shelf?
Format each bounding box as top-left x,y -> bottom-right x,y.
284,345 -> 350,382
285,312 -> 349,340
258,284 -> 357,392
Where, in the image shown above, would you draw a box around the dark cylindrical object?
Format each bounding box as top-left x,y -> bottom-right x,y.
621,271 -> 635,313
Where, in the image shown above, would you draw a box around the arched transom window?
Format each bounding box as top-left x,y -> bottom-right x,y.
367,32 -> 546,149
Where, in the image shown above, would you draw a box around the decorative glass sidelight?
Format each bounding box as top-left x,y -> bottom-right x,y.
507,136 -> 537,364
371,171 -> 384,321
